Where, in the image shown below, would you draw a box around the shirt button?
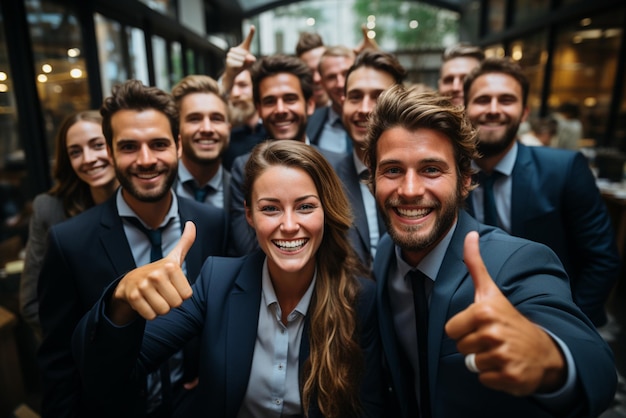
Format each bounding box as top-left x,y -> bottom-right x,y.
275,399 -> 282,405
278,363 -> 284,370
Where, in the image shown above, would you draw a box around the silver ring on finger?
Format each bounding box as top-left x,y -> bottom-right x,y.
465,353 -> 480,373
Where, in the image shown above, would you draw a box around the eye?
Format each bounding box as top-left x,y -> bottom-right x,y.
260,205 -> 279,213
67,148 -> 82,158
297,202 -> 318,212
423,166 -> 442,176
151,140 -> 170,150
117,142 -> 137,152
92,141 -> 106,150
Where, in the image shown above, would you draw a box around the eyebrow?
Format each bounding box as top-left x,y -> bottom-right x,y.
256,195 -> 320,203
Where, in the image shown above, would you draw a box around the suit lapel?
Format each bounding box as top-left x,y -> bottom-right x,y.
178,198 -> 203,280
338,155 -> 371,251
99,198 -> 136,276
225,251 -> 264,416
510,144 -> 534,235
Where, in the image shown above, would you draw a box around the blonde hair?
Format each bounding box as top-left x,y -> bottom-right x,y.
244,140 -> 366,417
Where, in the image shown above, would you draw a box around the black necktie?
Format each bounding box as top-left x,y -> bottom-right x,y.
479,171 -> 501,227
185,180 -> 211,203
407,269 -> 432,418
125,217 -> 172,414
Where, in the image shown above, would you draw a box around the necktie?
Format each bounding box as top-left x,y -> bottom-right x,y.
407,269 -> 432,418
125,217 -> 172,414
479,171 -> 501,227
185,180 -> 211,203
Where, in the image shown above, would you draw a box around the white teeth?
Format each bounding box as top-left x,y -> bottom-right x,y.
136,172 -> 159,179
197,139 -> 217,144
355,121 -> 368,128
85,166 -> 106,176
273,239 -> 307,251
397,207 -> 430,218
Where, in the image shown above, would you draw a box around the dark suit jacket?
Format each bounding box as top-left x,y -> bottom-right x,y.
467,143 -> 620,326
306,106 -> 330,146
374,210 -> 617,418
37,194 -> 226,418
222,122 -> 267,171
228,143 -> 343,256
72,250 -> 384,418
333,153 -> 386,267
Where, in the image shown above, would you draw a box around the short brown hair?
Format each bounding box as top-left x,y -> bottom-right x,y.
463,56 -> 529,108
295,32 -> 324,57
345,50 -> 407,94
250,54 -> 314,104
442,43 -> 485,62
171,74 -> 229,121
101,79 -> 179,148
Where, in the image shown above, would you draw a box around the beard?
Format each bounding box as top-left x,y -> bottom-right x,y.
381,188 -> 462,253
475,118 -> 522,159
115,163 -> 178,203
229,99 -> 257,127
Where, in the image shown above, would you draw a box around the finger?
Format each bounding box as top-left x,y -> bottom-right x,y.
464,231 -> 498,303
167,221 -> 196,266
240,25 -> 255,50
361,23 -> 368,39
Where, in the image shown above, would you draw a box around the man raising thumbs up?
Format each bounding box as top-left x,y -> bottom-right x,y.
364,86 -> 616,418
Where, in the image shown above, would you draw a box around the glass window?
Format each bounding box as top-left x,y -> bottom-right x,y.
487,0 -> 506,34
128,27 -> 149,85
170,41 -> 183,86
0,6 -> 30,270
152,35 -> 169,90
186,48 -> 196,74
549,11 -> 623,145
511,31 -> 548,116
138,0 -> 177,19
514,0 -> 549,26
26,0 -> 90,156
95,13 -> 128,98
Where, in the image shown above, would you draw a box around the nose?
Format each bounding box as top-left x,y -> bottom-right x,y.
398,169 -> 424,198
452,76 -> 463,92
488,97 -> 500,114
358,96 -> 374,115
200,116 -> 214,133
82,146 -> 98,163
275,98 -> 286,114
280,210 -> 299,233
313,70 -> 322,84
137,144 -> 157,166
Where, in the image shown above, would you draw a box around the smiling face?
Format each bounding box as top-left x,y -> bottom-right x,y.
465,72 -> 529,158
245,165 -> 324,282
438,56 -> 481,106
66,120 -> 116,189
342,67 -> 396,148
319,54 -> 354,113
374,126 -> 470,266
178,91 -> 231,165
257,73 -> 314,142
110,109 -> 180,205
300,46 -> 329,108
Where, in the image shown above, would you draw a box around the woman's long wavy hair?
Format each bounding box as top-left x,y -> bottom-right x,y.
243,140 -> 367,417
48,110 -> 104,217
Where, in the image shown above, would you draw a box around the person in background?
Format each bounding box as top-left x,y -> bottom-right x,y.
220,25 -> 267,171
438,43 -> 484,106
463,57 -> 620,328
307,45 -> 355,154
37,80 -> 226,418
366,85 -> 616,417
519,117 -> 558,147
72,140 -> 383,418
20,110 -> 118,339
171,75 -> 231,211
334,49 -> 406,267
552,101 -> 583,150
295,31 -> 329,109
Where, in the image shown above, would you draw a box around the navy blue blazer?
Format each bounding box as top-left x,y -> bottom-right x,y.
467,143 -> 620,326
228,143 -> 344,256
374,210 -> 616,418
73,250 -> 384,418
37,194 -> 226,418
333,152 -> 386,267
306,106 -> 330,146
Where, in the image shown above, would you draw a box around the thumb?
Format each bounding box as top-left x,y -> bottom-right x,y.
167,221 -> 196,266
240,25 -> 255,51
464,231 -> 499,302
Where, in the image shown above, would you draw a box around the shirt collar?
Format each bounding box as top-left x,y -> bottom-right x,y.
116,188 -> 179,228
178,162 -> 223,190
394,219 -> 458,282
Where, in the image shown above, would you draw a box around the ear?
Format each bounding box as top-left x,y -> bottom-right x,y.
521,106 -> 530,123
177,136 -> 183,159
460,174 -> 473,199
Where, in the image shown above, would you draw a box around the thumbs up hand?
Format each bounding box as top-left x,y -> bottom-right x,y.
109,221 -> 197,324
222,25 -> 257,94
444,231 -> 566,396
353,23 -> 380,54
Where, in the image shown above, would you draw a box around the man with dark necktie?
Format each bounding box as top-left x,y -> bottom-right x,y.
464,57 -> 619,329
367,85 -> 616,418
172,75 -> 232,212
37,79 -> 226,418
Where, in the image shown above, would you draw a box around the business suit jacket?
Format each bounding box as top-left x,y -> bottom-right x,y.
20,194 -> 66,337
228,143 -> 343,256
333,153 -> 386,267
306,106 -> 330,146
73,249 -> 384,417
37,193 -> 226,418
374,210 -> 617,418
467,143 -> 620,326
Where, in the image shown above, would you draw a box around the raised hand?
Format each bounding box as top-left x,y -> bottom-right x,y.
353,23 -> 380,54
444,231 -> 566,396
222,25 -> 257,94
109,221 -> 197,324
